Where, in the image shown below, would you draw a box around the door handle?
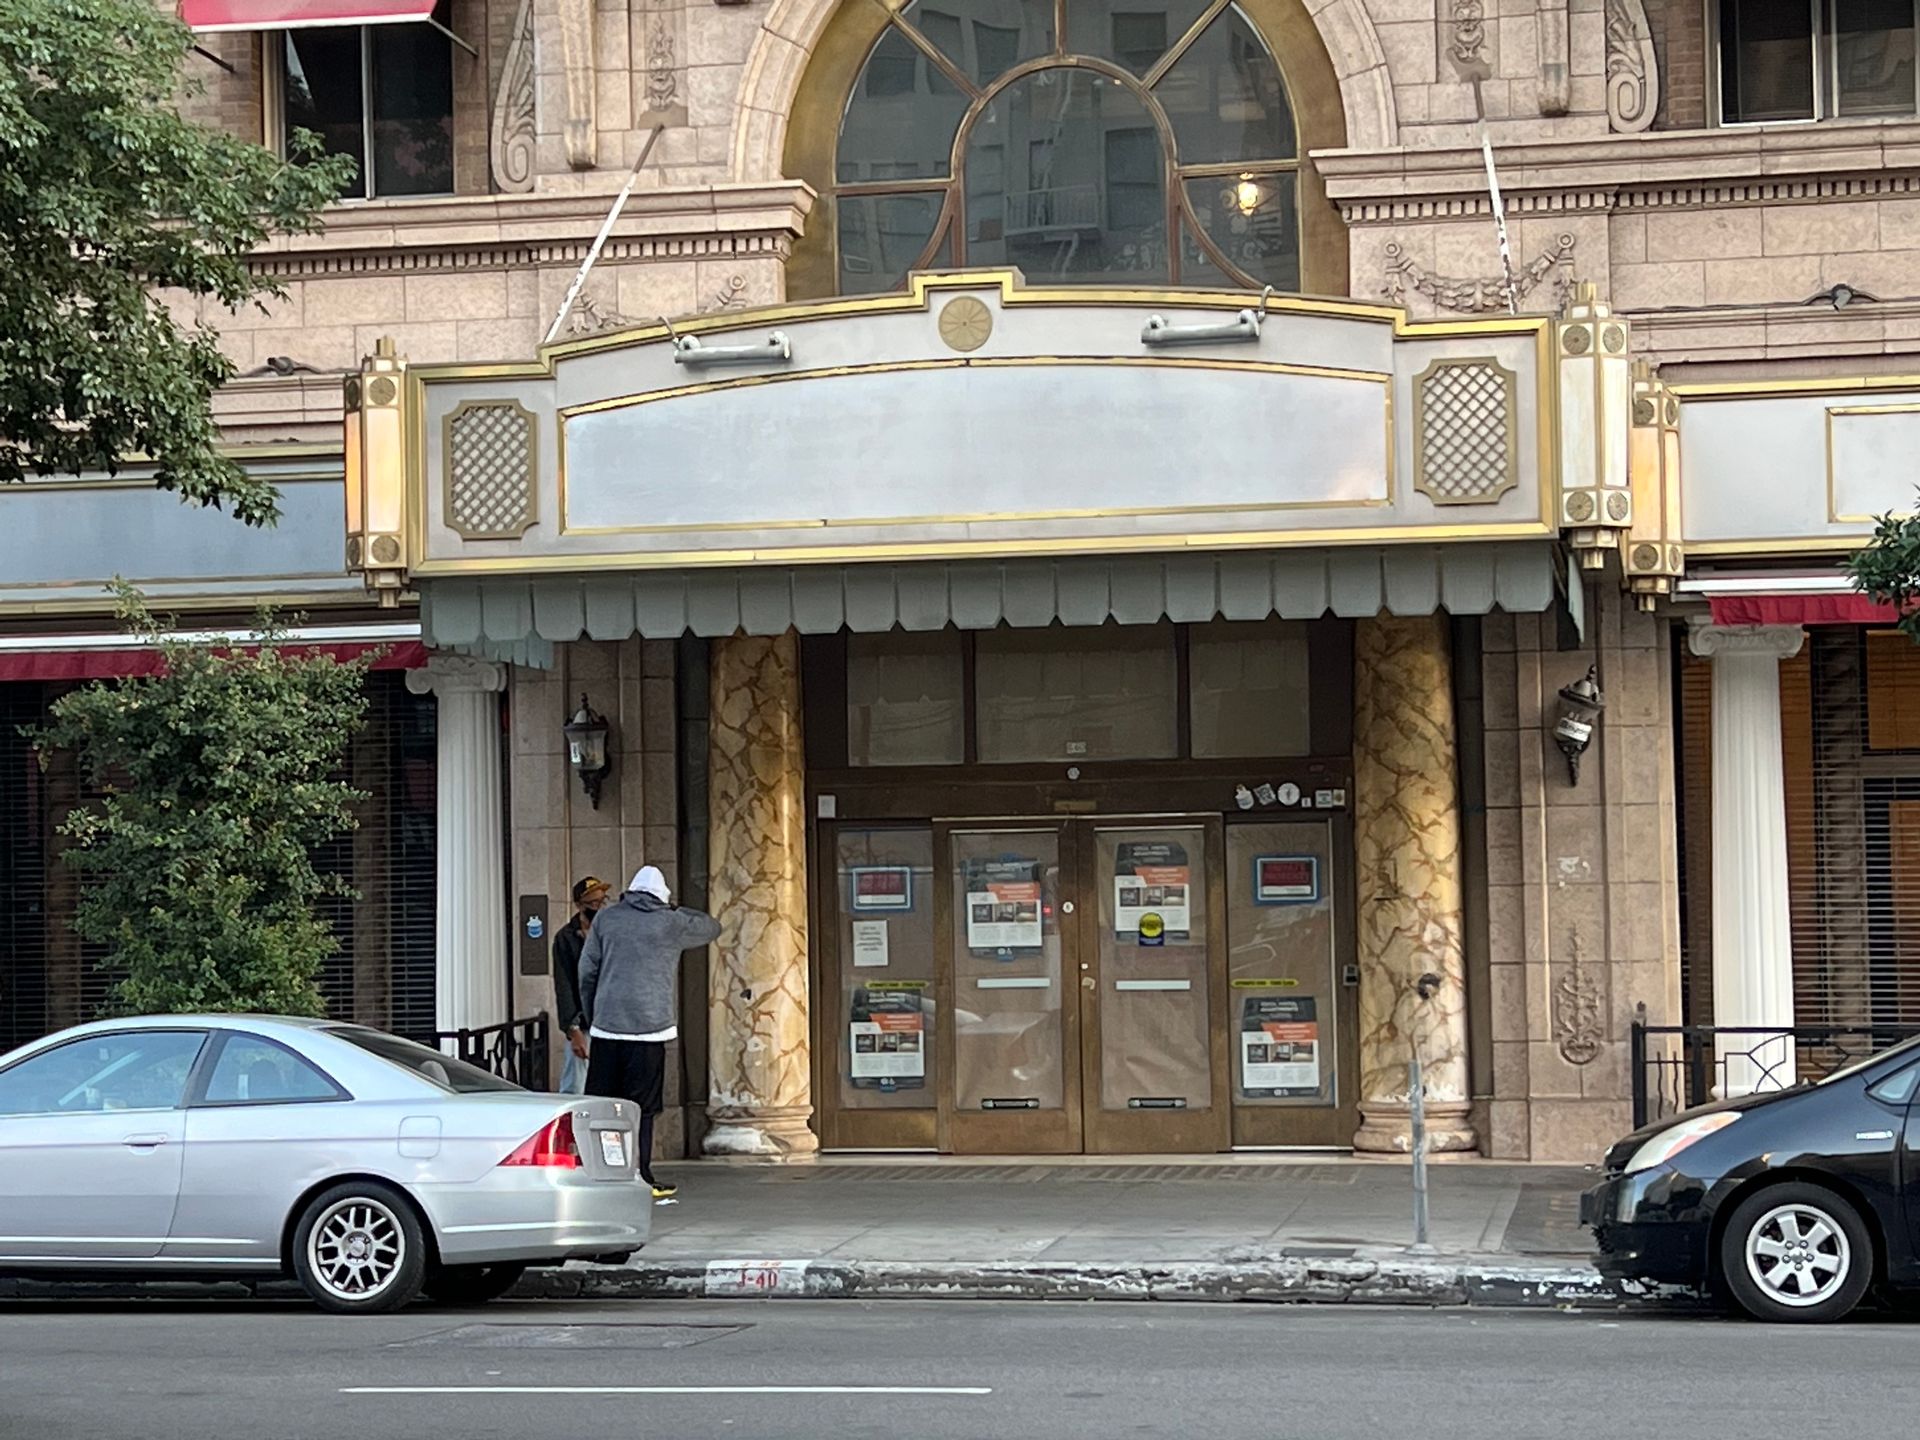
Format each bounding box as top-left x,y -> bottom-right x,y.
1081,975 -> 1097,991
123,1134 -> 168,1150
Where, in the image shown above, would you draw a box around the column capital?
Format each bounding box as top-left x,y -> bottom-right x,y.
406,653 -> 509,698
1687,622 -> 1804,661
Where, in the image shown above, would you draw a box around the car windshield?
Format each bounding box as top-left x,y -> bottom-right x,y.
1817,1033 -> 1920,1087
324,1027 -> 523,1094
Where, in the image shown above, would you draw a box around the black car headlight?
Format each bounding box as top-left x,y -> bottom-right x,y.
1623,1112 -> 1740,1175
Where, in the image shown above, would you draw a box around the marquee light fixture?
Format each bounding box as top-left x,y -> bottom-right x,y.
343,336 -> 409,608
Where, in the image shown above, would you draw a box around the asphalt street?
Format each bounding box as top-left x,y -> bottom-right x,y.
2,1298 -> 1916,1440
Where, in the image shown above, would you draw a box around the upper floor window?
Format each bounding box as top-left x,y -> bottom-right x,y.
279,2 -> 455,199
1718,0 -> 1917,122
832,0 -> 1299,294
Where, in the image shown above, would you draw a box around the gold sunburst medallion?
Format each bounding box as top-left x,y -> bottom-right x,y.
938,296 -> 993,353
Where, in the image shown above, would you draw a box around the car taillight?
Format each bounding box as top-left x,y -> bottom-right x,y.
500,1113 -> 582,1168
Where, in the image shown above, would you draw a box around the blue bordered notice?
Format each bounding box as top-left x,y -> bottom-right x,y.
1253,855 -> 1319,906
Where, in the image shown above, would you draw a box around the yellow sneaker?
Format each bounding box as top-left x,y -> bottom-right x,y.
651,1182 -> 679,1200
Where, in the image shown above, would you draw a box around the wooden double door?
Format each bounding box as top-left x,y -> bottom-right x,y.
821,815 -> 1233,1154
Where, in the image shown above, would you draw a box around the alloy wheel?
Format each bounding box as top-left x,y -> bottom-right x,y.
1743,1202 -> 1851,1309
306,1197 -> 406,1304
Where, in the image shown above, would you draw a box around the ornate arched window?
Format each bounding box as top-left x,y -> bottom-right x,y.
828,0 -> 1302,294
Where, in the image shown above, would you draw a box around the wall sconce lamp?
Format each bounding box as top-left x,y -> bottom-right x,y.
1552,666 -> 1605,784
563,693 -> 612,809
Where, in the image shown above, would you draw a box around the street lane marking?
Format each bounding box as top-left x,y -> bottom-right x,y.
342,1386 -> 991,1397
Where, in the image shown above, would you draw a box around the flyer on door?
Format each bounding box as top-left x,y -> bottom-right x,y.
1112,840 -> 1191,940
963,857 -> 1044,953
1239,995 -> 1321,1098
850,1011 -> 925,1080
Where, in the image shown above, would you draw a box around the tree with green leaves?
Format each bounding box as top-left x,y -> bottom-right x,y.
0,0 -> 353,524
1849,514 -> 1920,641
32,588 -> 374,1017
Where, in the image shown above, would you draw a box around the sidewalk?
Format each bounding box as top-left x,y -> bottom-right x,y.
532,1155 -> 1684,1310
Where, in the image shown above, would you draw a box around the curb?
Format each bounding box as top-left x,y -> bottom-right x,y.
0,1258 -> 1699,1312
523,1256 -> 1697,1310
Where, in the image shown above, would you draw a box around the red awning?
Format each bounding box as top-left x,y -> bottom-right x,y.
181,0 -> 438,30
0,640 -> 428,684
1708,594 -> 1901,627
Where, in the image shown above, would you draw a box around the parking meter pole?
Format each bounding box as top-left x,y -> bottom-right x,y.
1407,1051 -> 1434,1255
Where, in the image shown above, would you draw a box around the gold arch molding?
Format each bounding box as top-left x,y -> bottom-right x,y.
775,0 -> 1354,302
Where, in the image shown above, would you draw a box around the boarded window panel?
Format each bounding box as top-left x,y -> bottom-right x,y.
1189,619 -> 1310,758
847,630 -> 965,767
976,623 -> 1178,762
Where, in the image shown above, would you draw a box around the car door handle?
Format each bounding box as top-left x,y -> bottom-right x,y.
122,1134 -> 169,1150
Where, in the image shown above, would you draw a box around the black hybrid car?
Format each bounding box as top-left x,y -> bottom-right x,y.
1584,1035 -> 1920,1322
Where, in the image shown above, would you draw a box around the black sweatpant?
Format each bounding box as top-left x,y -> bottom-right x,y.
585,1037 -> 666,1184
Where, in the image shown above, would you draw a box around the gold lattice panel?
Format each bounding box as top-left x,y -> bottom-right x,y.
1413,359 -> 1518,506
445,401 -> 538,540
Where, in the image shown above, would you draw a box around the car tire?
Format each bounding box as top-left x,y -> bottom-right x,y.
422,1263 -> 528,1306
1718,1182 -> 1873,1324
290,1181 -> 428,1316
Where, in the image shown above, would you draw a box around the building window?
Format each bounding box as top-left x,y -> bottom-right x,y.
832,0 -> 1299,293
280,3 -> 455,199
1718,0 -> 1918,123
975,624 -> 1180,762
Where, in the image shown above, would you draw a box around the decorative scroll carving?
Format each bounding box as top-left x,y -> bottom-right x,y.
706,273 -> 750,311
1555,927 -> 1605,1066
445,401 -> 538,541
1443,0 -> 1490,78
557,0 -> 598,170
1383,233 -> 1576,314
1412,359 -> 1519,505
489,0 -> 536,193
565,296 -> 635,336
1605,0 -> 1660,133
1537,0 -> 1570,116
635,0 -> 688,129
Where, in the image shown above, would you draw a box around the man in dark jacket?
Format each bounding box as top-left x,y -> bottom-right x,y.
580,864 -> 720,1197
551,876 -> 609,1095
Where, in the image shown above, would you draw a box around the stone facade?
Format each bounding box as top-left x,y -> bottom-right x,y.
157,0 -> 1920,1159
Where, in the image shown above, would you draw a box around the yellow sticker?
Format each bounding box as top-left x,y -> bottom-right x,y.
1231,978 -> 1301,989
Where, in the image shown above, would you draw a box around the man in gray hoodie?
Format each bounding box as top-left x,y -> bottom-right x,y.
579,864 -> 720,1198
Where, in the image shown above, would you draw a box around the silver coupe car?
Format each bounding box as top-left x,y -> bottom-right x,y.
0,1015 -> 652,1313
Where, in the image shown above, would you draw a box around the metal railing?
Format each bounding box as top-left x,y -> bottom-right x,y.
422,1012 -> 551,1092
1630,1003 -> 1920,1128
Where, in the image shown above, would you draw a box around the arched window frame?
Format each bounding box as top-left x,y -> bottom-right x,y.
825,0 -> 1306,293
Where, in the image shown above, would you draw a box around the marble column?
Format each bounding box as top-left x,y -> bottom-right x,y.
1352,615 -> 1477,1153
1689,623 -> 1803,1095
704,632 -> 817,1158
406,655 -> 509,1034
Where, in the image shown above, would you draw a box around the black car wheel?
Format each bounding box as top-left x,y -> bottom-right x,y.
291,1181 -> 428,1315
1718,1182 -> 1872,1324
423,1263 -> 528,1305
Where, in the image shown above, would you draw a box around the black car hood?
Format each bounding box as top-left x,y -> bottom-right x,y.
1601,1085 -> 1810,1171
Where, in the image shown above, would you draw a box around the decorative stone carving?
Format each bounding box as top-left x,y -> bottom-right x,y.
1555,927 -> 1605,1065
566,295 -> 636,336
635,0 -> 688,129
1413,358 -> 1519,505
1605,0 -> 1660,133
557,0 -> 598,170
1383,234 -> 1576,314
1537,0 -> 1570,115
489,0 -> 536,193
445,400 -> 539,541
1352,616 -> 1476,1154
706,274 -> 750,311
1442,0 -> 1490,78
